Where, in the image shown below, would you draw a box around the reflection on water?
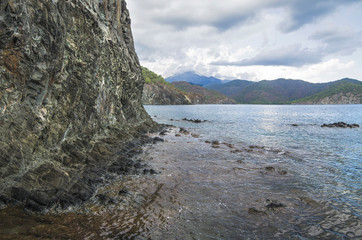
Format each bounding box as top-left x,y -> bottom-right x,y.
1,104 -> 361,239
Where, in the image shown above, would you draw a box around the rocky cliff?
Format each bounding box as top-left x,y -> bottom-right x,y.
299,92 -> 362,104
142,82 -> 191,105
0,0 -> 155,211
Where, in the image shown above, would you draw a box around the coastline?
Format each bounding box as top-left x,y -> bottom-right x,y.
1,125 -> 361,239
0,126 -> 293,238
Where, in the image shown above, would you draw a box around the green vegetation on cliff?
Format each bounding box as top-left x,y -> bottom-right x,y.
142,67 -> 168,84
293,79 -> 362,104
142,67 -> 191,105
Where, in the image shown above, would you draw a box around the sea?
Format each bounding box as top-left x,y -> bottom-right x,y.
142,104 -> 362,239
0,104 -> 361,239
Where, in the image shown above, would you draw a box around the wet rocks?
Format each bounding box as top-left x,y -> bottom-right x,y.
265,166 -> 275,171
223,143 -> 234,148
179,128 -> 190,135
182,118 -> 207,123
248,199 -> 286,215
153,137 -> 164,143
248,207 -> 266,215
211,141 -> 220,148
265,199 -> 285,210
321,122 -> 359,128
159,130 -> 169,136
264,166 -> 288,175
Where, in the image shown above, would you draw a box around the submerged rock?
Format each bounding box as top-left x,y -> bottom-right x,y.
182,118 -> 207,123
321,122 -> 359,128
0,0 -> 157,211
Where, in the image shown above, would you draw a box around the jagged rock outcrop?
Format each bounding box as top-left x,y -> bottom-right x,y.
142,82 -> 191,105
0,0 -> 155,211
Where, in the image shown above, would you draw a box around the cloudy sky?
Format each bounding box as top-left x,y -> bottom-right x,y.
127,0 -> 362,83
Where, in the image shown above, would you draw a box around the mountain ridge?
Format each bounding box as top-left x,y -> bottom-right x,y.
165,72 -> 361,104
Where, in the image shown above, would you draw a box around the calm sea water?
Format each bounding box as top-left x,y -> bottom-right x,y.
1,105 -> 361,239
144,104 -> 362,239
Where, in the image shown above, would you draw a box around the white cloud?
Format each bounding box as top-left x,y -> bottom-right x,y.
127,0 -> 362,83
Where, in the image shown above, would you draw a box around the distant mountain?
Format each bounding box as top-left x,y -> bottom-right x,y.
165,71 -> 225,86
146,69 -> 361,104
232,79 -> 328,104
293,78 -> 362,104
206,77 -> 361,104
171,81 -> 236,104
206,80 -> 254,98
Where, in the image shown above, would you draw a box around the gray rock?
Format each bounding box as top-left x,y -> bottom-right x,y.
0,0 -> 156,211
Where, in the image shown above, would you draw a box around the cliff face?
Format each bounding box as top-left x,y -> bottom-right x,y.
0,0 -> 154,211
142,83 -> 191,105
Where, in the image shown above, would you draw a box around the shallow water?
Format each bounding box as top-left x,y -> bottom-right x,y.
1,104 -> 361,239
143,104 -> 362,239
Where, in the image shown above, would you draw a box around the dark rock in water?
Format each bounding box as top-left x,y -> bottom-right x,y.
265,200 -> 285,210
278,170 -> 288,175
0,0 -> 157,211
182,118 -> 207,123
265,166 -> 275,171
291,124 -> 299,127
223,143 -> 234,148
159,130 -> 168,136
321,122 -> 359,128
153,137 -> 164,143
211,141 -> 220,148
179,128 -> 190,135
248,207 -> 266,215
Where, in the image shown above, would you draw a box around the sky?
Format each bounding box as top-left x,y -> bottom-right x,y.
127,0 -> 362,83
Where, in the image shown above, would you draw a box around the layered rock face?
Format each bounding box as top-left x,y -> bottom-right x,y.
0,0 -> 154,210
